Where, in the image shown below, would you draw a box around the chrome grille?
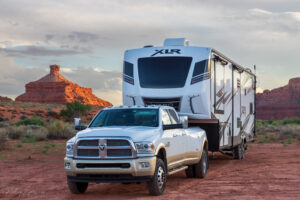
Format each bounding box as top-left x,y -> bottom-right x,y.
75,138 -> 135,159
143,97 -> 181,111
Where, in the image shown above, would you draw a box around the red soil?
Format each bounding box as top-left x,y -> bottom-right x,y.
0,142 -> 299,199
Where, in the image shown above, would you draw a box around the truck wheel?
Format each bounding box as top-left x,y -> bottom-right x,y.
67,180 -> 88,194
185,165 -> 195,178
148,158 -> 166,196
194,148 -> 208,178
233,141 -> 245,160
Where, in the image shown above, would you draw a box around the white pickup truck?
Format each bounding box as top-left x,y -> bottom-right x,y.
64,106 -> 208,195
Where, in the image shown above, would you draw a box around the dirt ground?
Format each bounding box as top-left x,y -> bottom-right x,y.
0,142 -> 299,200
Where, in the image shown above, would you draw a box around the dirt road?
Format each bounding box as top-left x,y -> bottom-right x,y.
0,143 -> 299,200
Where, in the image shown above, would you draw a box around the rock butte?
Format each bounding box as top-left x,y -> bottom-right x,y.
256,77 -> 300,120
0,96 -> 13,102
16,65 -> 112,107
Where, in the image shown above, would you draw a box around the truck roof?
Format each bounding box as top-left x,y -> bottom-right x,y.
103,105 -> 175,110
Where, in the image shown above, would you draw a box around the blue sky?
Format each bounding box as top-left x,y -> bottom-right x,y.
0,0 -> 300,105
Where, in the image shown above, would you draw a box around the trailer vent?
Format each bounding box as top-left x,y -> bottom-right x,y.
143,97 -> 181,111
164,38 -> 189,46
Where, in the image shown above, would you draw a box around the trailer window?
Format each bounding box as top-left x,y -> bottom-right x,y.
138,57 -> 192,88
124,61 -> 134,77
192,60 -> 208,77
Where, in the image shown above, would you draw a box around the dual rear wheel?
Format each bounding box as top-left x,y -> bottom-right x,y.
185,148 -> 209,178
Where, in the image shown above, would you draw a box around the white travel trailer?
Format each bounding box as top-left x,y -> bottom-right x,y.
122,38 -> 256,159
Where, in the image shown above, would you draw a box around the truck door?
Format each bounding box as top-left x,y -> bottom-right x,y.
161,109 -> 185,169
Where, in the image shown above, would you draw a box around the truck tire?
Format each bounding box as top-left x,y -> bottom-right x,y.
233,140 -> 245,160
185,165 -> 195,178
148,158 -> 166,196
194,148 -> 208,178
67,180 -> 88,194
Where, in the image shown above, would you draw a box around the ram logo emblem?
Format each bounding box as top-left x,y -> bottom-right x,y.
99,144 -> 106,151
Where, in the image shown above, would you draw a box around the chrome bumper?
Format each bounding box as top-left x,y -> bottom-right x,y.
64,156 -> 156,177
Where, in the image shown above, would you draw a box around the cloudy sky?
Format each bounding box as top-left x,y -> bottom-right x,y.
0,0 -> 299,105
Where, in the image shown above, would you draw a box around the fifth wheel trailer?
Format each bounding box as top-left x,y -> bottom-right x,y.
122,38 -> 256,159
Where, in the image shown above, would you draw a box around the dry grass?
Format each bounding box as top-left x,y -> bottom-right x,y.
0,133 -> 8,150
47,120 -> 75,139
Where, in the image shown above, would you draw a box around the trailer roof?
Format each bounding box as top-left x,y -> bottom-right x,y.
211,48 -> 256,77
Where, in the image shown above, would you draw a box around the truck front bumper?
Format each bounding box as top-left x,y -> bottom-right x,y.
64,156 -> 156,183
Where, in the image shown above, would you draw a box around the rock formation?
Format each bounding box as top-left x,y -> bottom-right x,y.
256,77 -> 300,120
16,65 -> 112,107
0,96 -> 13,102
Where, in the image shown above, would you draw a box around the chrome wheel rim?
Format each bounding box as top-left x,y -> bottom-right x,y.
157,166 -> 165,189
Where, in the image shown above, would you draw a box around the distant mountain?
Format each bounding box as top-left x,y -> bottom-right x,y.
256,77 -> 300,120
16,65 -> 112,107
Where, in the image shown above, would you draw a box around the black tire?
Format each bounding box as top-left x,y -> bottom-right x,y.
194,148 -> 208,178
67,180 -> 88,194
233,140 -> 245,160
185,165 -> 195,178
148,158 -> 167,196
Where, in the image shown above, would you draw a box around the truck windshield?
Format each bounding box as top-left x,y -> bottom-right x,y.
138,57 -> 192,88
89,109 -> 159,127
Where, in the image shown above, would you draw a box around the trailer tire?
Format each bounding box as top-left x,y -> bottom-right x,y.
67,180 -> 88,194
233,140 -> 245,160
148,158 -> 166,196
194,148 -> 208,178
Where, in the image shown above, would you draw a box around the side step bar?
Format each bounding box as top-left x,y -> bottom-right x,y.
168,166 -> 188,175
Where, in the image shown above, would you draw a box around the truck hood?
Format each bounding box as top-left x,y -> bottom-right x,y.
76,126 -> 161,142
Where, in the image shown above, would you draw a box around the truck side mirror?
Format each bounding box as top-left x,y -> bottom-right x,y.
74,118 -> 87,131
179,115 -> 188,129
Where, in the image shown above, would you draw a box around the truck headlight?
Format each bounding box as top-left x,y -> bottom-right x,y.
66,142 -> 74,158
135,142 -> 155,155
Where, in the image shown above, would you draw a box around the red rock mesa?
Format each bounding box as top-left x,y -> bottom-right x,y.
256,77 -> 300,120
16,65 -> 112,107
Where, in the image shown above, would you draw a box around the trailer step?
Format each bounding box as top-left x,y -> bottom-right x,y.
168,166 -> 188,175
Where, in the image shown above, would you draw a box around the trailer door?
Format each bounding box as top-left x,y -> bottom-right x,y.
232,70 -> 241,146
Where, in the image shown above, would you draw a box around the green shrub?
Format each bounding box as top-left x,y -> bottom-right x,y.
60,101 -> 92,121
16,116 -> 45,126
0,133 -> 8,150
287,138 -> 293,144
47,120 -> 75,139
258,135 -> 266,143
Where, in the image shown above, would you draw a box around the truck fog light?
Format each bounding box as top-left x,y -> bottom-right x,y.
140,162 -> 150,168
65,162 -> 71,169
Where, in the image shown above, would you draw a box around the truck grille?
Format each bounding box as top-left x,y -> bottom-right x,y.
75,138 -> 135,159
143,97 -> 181,111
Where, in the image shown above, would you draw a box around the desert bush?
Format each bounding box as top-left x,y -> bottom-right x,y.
5,125 -> 27,139
279,125 -> 300,139
16,116 -> 45,126
20,115 -> 27,120
21,126 -> 48,142
47,120 -> 75,139
0,133 -> 8,150
60,101 -> 92,121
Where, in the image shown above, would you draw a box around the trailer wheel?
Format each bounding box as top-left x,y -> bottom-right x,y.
233,140 -> 245,160
194,148 -> 208,178
67,180 -> 88,194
